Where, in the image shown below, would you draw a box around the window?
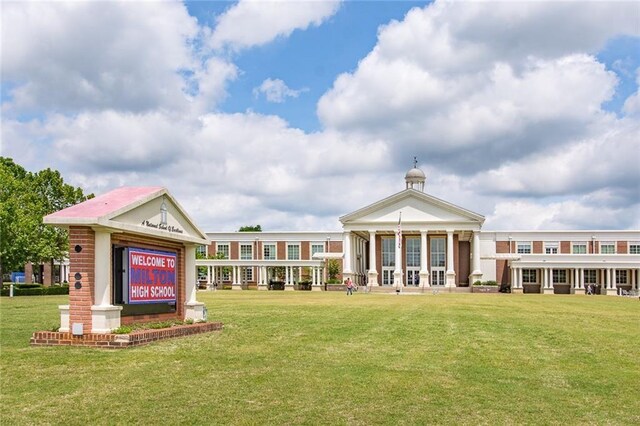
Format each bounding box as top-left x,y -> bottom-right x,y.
263,243 -> 276,260
616,270 -> 627,284
242,267 -> 253,282
552,269 -> 566,284
240,244 -> 252,260
517,242 -> 532,254
216,243 -> 229,259
584,270 -> 597,284
287,244 -> 300,260
196,245 -> 207,257
406,238 -> 421,267
544,242 -> 559,254
600,242 -> 615,254
523,269 -> 537,284
430,238 -> 445,268
572,243 -> 587,254
629,242 -> 640,254
311,243 -> 324,257
382,238 -> 395,267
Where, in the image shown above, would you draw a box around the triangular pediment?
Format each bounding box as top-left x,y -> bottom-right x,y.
111,193 -> 205,242
44,187 -> 209,244
340,189 -> 484,225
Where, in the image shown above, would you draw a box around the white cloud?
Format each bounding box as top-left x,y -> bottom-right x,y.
253,78 -> 308,103
1,1 -> 202,114
210,0 -> 341,50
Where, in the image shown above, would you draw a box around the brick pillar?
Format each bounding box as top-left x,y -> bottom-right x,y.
25,262 -> 33,284
69,227 -> 96,334
43,261 -> 53,287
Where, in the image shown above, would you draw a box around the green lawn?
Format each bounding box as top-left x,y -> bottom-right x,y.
1,292 -> 639,425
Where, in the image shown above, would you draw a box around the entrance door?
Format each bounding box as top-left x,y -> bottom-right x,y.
406,268 -> 420,286
430,237 -> 446,286
382,268 -> 394,285
431,270 -> 445,286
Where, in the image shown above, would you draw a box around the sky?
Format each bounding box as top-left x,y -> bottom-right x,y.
1,0 -> 639,232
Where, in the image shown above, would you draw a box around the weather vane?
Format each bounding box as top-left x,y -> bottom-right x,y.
413,156 -> 417,168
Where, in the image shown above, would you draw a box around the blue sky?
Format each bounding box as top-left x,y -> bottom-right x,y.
1,1 -> 639,231
188,1 -> 429,132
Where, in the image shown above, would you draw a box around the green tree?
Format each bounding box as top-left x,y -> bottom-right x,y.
238,225 -> 262,232
0,158 -> 92,282
327,259 -> 340,281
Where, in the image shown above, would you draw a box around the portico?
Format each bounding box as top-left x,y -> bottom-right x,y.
339,165 -> 485,290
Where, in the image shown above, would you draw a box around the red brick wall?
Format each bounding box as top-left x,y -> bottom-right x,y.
453,234 -> 459,282
301,241 -> 310,260
560,241 -> 570,254
458,241 -> 470,285
617,241 -> 627,254
69,226 -> 96,334
230,241 -> 239,260
496,241 -> 510,254
496,259 -> 509,285
277,241 -> 286,260
533,241 -> 543,254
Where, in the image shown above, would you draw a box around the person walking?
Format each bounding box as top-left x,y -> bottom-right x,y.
346,277 -> 354,295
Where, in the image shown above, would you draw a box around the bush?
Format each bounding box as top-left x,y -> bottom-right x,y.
16,284 -> 41,289
1,285 -> 69,297
473,280 -> 498,286
326,278 -> 342,284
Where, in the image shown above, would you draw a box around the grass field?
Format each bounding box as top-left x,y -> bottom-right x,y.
1,292 -> 639,425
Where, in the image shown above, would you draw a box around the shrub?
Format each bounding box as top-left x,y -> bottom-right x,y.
16,284 -> 41,289
0,285 -> 69,296
113,325 -> 134,334
473,280 -> 483,286
484,280 -> 498,286
326,278 -> 342,284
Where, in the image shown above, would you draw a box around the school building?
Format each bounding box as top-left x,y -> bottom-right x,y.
197,164 -> 640,295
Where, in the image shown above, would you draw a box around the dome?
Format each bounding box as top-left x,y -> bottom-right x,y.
405,167 -> 426,180
404,158 -> 426,191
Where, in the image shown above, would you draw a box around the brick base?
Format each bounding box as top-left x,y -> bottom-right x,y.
30,322 -> 223,349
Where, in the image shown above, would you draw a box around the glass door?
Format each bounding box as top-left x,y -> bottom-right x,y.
430,237 -> 445,286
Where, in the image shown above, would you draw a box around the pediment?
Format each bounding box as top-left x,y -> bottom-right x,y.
44,186 -> 209,244
340,189 -> 484,225
111,194 -> 204,241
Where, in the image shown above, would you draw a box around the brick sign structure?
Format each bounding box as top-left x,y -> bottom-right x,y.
38,187 -> 213,345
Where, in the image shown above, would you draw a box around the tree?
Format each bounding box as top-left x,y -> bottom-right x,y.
0,158 -> 92,282
238,225 -> 262,232
327,259 -> 340,281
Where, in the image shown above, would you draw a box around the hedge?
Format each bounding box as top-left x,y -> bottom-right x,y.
1,286 -> 69,297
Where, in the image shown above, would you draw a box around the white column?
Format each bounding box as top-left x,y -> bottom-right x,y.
445,230 -> 456,287
89,228 -> 122,334
518,268 -> 523,289
93,229 -> 112,306
368,230 -> 379,286
419,231 -> 429,288
285,266 -> 290,284
184,244 -> 205,320
471,231 -> 482,277
343,231 -> 353,277
185,245 -> 197,304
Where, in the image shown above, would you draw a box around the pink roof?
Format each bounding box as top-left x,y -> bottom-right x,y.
45,186 -> 164,220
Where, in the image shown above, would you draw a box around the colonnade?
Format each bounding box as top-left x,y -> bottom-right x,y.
510,266 -> 639,293
344,229 -> 483,288
202,264 -> 325,290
